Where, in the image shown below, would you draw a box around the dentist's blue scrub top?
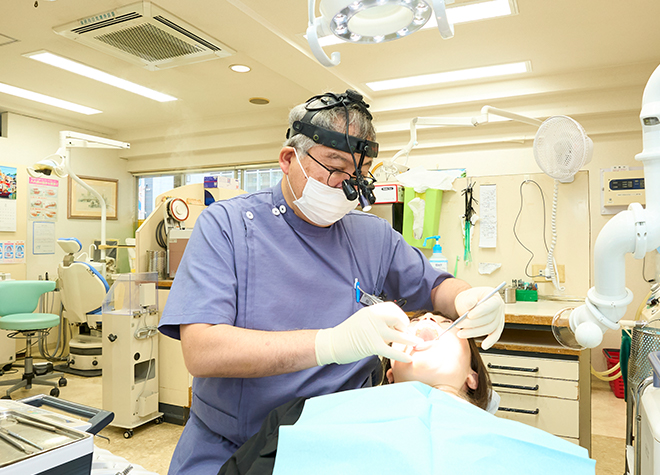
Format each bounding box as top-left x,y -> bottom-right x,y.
159,181 -> 450,474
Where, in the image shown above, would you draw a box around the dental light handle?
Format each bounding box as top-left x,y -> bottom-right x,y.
306,0 -> 340,67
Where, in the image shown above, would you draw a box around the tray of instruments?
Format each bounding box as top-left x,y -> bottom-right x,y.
0,409 -> 91,467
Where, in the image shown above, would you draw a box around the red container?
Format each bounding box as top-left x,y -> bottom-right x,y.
603,348 -> 625,399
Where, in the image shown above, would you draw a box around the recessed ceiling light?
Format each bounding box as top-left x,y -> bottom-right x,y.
0,82 -> 101,115
366,61 -> 531,91
313,0 -> 517,47
249,97 -> 270,105
24,51 -> 177,102
230,64 -> 251,73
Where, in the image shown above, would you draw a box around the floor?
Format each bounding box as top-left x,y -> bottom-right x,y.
0,362 -> 628,475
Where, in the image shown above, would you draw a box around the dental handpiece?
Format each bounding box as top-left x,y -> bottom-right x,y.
414,281 -> 506,350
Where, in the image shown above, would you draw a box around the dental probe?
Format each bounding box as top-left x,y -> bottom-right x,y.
415,281 -> 506,350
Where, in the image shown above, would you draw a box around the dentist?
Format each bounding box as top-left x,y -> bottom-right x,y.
158,90 -> 505,474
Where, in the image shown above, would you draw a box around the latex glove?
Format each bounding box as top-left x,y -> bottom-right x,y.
454,286 -> 505,350
315,302 -> 423,366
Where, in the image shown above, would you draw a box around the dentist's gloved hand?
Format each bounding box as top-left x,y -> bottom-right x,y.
454,286 -> 505,350
315,302 -> 423,366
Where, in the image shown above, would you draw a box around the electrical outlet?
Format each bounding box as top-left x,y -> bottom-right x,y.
532,264 -> 565,283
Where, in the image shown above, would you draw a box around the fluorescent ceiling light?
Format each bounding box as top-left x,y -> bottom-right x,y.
0,82 -> 101,115
366,61 -> 530,91
314,0 -> 516,47
428,0 -> 514,28
24,51 -> 177,102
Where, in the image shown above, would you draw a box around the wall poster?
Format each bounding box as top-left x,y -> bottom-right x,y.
0,165 -> 17,232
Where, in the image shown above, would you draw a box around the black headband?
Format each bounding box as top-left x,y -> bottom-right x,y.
286,90 -> 379,158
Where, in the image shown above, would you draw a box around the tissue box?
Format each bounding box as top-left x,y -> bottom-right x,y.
402,187 -> 443,249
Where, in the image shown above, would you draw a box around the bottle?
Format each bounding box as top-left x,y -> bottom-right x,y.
423,236 -> 448,273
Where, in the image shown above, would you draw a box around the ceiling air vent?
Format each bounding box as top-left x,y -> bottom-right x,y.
53,1 -> 235,70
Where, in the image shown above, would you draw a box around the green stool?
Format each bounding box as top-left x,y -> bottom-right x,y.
0,281 -> 67,398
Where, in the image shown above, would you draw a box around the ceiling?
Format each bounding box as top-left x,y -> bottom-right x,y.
1,0 -> 659,167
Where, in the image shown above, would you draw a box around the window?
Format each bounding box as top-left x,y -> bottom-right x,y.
135,165 -> 281,223
242,168 -> 283,193
185,170 -> 235,185
137,175 -> 175,220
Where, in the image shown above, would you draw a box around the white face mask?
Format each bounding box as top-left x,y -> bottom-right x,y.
286,149 -> 358,226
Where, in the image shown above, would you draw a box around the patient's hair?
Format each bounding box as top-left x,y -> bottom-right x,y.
381,310 -> 492,411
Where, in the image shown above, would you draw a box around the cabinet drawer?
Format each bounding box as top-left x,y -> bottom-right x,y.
496,392 -> 579,438
490,372 -> 579,400
481,353 -> 579,381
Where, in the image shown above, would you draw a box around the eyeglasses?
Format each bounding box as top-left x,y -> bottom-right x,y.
306,151 -> 374,187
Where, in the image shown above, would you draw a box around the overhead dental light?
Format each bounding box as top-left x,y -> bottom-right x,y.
307,0 -> 454,67
28,131 -> 130,266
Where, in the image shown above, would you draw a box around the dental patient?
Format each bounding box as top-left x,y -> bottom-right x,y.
219,311 -> 595,475
381,311 -> 492,410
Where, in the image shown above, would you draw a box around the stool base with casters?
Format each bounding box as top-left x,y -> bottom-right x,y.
0,329 -> 67,399
0,281 -> 68,399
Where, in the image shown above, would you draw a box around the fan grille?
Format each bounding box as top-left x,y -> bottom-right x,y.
534,116 -> 593,181
94,23 -> 203,62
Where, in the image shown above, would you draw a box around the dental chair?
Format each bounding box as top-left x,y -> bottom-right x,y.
57,238 -> 109,376
0,280 -> 67,398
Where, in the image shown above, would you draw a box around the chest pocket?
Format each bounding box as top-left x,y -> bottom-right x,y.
241,213 -> 374,332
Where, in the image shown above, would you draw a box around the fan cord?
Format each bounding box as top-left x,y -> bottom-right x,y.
513,180 -> 549,278
546,181 -> 565,291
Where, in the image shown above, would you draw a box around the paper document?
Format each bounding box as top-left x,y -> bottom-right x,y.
479,184 -> 497,248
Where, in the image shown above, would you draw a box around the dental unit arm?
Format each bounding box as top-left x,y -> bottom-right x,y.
565,63 -> 660,349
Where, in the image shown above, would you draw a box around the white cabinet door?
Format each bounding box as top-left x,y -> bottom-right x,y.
497,392 -> 580,438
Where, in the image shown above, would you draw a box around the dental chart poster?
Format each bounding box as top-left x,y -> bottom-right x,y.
28,176 -> 58,221
0,241 -> 25,263
0,165 -> 17,232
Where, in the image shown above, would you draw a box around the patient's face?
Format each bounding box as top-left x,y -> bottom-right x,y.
388,314 -> 477,394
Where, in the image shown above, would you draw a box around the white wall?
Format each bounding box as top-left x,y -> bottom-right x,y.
408,131 -> 652,371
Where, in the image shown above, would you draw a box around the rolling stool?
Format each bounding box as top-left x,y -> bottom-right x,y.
0,280 -> 67,398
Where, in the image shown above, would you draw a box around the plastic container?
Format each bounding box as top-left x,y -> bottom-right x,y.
423,236 -> 448,273
515,289 -> 538,301
603,348 -> 625,399
402,187 -> 443,248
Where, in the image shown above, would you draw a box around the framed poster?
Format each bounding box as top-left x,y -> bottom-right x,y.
68,176 -> 118,220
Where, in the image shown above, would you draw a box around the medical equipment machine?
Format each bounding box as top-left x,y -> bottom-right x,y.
369,183 -> 404,233
625,350 -> 660,474
305,0 -> 453,67
101,272 -> 163,439
156,197 -> 193,279
57,238 -> 108,376
551,63 -> 660,349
